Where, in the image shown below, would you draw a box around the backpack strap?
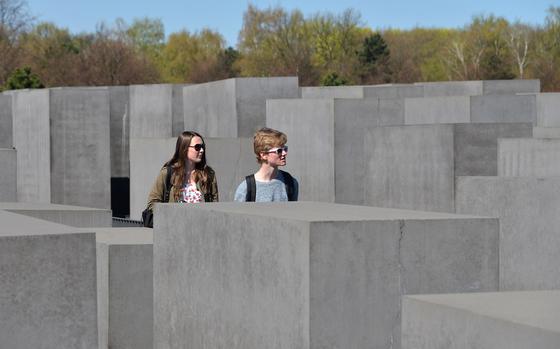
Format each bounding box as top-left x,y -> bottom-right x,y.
280,170 -> 296,201
163,166 -> 173,202
245,174 -> 256,202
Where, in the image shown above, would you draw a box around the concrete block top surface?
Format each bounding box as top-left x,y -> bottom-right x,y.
92,228 -> 153,244
405,290 -> 560,333
0,202 -> 112,212
0,210 -> 77,236
158,202 -> 492,222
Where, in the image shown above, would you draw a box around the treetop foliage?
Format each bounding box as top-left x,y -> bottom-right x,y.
1,1 -> 560,91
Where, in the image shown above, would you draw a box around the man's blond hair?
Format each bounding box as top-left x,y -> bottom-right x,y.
253,127 -> 287,163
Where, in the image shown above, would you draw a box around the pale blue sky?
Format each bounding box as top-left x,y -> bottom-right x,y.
27,0 -> 557,46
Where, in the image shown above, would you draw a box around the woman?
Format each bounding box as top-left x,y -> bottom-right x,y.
146,131 -> 218,213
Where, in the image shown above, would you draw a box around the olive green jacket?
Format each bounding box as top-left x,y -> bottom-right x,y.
146,166 -> 218,211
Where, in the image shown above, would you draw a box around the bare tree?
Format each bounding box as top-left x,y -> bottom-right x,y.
505,23 -> 531,78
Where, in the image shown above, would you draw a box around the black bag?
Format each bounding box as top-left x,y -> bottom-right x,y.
142,166 -> 173,228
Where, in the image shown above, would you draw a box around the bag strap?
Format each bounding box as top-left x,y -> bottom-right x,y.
280,170 -> 296,201
163,166 -> 173,202
245,174 -> 256,202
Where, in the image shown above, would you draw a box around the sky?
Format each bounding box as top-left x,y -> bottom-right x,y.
26,0 -> 557,47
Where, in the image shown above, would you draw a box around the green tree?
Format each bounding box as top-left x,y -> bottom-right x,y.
358,32 -> 391,83
3,66 -> 43,90
321,72 -> 347,86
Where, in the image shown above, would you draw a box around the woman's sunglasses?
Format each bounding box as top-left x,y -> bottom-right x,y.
266,146 -> 288,155
189,144 -> 205,151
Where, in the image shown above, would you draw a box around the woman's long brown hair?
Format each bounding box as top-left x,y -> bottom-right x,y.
164,131 -> 211,201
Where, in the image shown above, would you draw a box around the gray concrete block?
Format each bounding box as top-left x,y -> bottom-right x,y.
364,125 -> 455,212
482,79 -> 540,95
0,210 -> 98,348
0,148 -> 16,201
405,96 -> 470,125
415,80 -> 483,97
130,84 -> 173,138
301,85 -> 365,99
49,88 -> 111,209
94,228 -> 153,349
267,98 -> 404,203
363,84 -> 424,99
533,126 -> 560,138
11,89 -> 51,203
402,290 -> 560,349
456,176 -> 560,290
454,123 -> 533,176
0,202 -> 112,227
536,93 -> 560,127
154,202 -> 498,349
109,86 -> 130,178
470,94 -> 536,123
0,93 -> 12,147
184,77 -> 299,138
129,137 -> 256,220
172,84 -> 189,136
498,138 -> 560,176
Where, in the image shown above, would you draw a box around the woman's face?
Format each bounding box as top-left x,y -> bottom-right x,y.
186,136 -> 205,164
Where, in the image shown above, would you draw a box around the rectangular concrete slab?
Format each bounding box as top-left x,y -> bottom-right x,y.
363,84 -> 424,99
456,176 -> 560,290
154,202 -> 498,349
129,137 -> 257,220
482,79 -> 540,95
0,210 -> 98,348
184,77 -> 299,138
415,80 -> 483,97
0,202 -> 112,227
533,127 -> 560,138
402,290 -> 560,349
129,84 -> 173,138
498,138 -> 560,176
0,148 -> 16,201
91,228 -> 153,349
536,93 -> 560,127
364,124 -> 455,212
301,85 -> 365,99
470,94 -> 536,123
0,93 -> 12,147
172,84 -> 188,136
49,88 -> 111,209
405,96 -> 470,124
11,89 -> 51,203
109,86 -> 130,178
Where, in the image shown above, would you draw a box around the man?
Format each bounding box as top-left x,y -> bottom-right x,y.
234,127 -> 298,202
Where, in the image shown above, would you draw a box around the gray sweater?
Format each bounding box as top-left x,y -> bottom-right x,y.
234,172 -> 299,202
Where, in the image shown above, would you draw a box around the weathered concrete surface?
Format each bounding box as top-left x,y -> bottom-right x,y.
0,202 -> 112,227
402,290 -> 560,349
0,210 -> 98,349
266,98 -> 403,203
533,127 -> 560,138
361,123 -> 533,211
183,77 -> 299,138
470,94 -> 536,123
363,84 -> 424,99
129,137 -> 256,219
0,93 -> 12,147
456,176 -> 560,290
129,84 -> 173,138
49,88 -> 111,209
94,228 -> 153,349
536,93 -> 560,127
364,125 -> 455,212
301,85 -> 365,99
0,148 -> 16,201
454,123 -> 533,176
172,84 -> 188,136
415,79 -> 540,97
405,96 -> 470,124
498,138 -> 560,177
109,86 -> 130,178
154,202 -> 498,349
11,89 -> 51,203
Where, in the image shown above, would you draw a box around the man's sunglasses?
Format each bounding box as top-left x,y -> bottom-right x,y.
266,146 -> 288,155
189,144 -> 205,151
